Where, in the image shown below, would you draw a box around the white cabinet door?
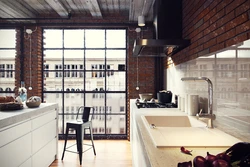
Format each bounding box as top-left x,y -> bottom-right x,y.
32,110 -> 57,130
32,119 -> 57,154
0,133 -> 31,167
0,120 -> 31,147
32,138 -> 57,167
19,158 -> 32,167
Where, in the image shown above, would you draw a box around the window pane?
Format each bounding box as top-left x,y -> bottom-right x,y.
85,93 -> 105,107
44,72 -> 63,91
85,30 -> 105,48
44,30 -> 63,48
0,29 -> 15,48
106,50 -> 126,70
106,30 -> 126,48
106,115 -> 126,134
107,71 -> 126,91
0,50 -> 16,58
64,77 -> 84,91
85,71 -> 105,91
44,50 -> 63,60
64,50 -> 84,63
44,93 -> 62,107
64,30 -> 84,48
106,93 -> 126,113
85,50 -> 105,59
0,29 -> 15,95
64,93 -> 84,107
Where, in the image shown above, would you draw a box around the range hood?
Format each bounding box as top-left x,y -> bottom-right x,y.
133,0 -> 190,57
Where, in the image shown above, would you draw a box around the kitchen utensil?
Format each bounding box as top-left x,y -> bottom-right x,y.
139,93 -> 153,101
157,91 -> 172,103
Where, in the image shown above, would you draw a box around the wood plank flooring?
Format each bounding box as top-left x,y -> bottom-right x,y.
49,140 -> 132,167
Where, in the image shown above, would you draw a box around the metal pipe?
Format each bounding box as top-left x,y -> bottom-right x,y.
181,77 -> 215,128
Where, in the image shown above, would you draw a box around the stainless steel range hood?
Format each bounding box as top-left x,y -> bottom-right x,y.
133,39 -> 190,57
133,0 -> 190,57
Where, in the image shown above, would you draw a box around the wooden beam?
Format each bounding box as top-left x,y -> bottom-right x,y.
129,0 -> 154,22
141,0 -> 154,17
0,8 -> 13,18
45,0 -> 69,17
0,1 -> 32,18
23,0 -> 49,12
0,0 -> 36,18
85,0 -> 102,18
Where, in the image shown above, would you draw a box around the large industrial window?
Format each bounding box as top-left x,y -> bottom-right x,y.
0,29 -> 16,96
43,28 -> 127,139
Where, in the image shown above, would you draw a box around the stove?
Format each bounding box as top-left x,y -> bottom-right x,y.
135,101 -> 177,109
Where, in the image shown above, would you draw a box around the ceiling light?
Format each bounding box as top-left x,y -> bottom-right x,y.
138,16 -> 145,27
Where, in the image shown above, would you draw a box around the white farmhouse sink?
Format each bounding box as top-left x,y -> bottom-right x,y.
141,115 -> 241,148
143,115 -> 205,127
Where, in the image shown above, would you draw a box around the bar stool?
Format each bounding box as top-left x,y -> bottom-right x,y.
61,106 -> 96,165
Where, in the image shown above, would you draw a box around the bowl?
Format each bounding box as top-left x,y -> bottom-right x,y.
139,93 -> 153,101
26,101 -> 41,108
26,96 -> 41,108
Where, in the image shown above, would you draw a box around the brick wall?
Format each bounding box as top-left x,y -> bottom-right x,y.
15,27 -> 43,98
167,0 -> 250,66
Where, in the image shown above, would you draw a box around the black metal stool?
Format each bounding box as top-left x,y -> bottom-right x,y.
61,106 -> 96,165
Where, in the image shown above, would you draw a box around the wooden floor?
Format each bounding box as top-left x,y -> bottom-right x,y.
49,140 -> 132,167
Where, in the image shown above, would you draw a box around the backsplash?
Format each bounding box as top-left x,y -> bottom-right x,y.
166,39 -> 250,142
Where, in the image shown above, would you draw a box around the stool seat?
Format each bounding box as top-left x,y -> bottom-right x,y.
61,107 -> 96,165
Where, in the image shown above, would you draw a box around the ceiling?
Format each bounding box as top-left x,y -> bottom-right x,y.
0,0 -> 155,24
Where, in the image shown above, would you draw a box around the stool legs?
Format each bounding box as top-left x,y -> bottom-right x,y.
76,126 -> 83,165
61,125 -> 69,160
89,124 -> 96,155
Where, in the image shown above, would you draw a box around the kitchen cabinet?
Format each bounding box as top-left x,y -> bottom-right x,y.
0,103 -> 58,167
130,102 -> 150,167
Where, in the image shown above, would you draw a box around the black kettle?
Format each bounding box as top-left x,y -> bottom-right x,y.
157,91 -> 172,103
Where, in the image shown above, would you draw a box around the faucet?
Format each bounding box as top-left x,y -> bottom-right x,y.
181,77 -> 216,128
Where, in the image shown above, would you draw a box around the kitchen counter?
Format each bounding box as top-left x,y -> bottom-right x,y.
0,103 -> 58,167
0,103 -> 58,129
130,99 -> 236,167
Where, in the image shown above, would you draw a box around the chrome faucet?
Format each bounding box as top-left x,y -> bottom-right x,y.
181,77 -> 216,128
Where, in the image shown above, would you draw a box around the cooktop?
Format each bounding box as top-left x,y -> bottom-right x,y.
135,101 -> 177,109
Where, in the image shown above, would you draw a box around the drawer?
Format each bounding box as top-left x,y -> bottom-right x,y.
32,119 -> 57,154
0,133 -> 31,167
19,158 -> 32,167
0,120 -> 31,148
32,138 -> 57,167
32,110 -> 57,130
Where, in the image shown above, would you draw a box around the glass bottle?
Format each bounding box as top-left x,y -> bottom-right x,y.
19,81 -> 27,102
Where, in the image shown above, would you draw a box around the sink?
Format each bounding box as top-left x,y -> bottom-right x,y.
141,115 -> 242,148
143,115 -> 205,127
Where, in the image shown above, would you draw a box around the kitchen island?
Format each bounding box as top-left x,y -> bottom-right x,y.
0,103 -> 58,167
130,99 -> 239,167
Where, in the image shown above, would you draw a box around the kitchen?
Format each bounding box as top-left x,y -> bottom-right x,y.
0,0 -> 250,166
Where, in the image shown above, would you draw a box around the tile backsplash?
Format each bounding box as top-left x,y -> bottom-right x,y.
166,39 -> 250,142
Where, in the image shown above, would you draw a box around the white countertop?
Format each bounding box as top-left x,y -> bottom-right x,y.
0,103 -> 58,129
130,99 -> 237,167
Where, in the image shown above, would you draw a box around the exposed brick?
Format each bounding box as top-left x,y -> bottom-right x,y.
225,13 -> 249,31
205,23 -> 217,37
170,0 -> 250,67
194,19 -> 204,30
235,1 -> 250,16
204,38 -> 217,49
225,0 -> 246,14
225,33 -> 248,47
210,42 -> 225,53
235,19 -> 250,34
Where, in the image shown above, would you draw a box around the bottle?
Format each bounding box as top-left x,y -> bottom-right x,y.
19,81 -> 27,102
